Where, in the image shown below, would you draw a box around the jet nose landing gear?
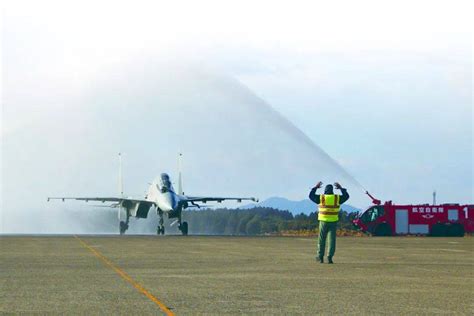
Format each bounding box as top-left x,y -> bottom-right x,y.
157,225 -> 165,235
157,212 -> 165,235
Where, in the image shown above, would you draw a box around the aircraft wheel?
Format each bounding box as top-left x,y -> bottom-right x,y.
447,224 -> 464,237
373,223 -> 391,236
181,222 -> 188,236
119,221 -> 128,235
430,223 -> 447,236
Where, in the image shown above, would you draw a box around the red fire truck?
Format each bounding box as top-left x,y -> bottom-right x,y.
353,192 -> 474,236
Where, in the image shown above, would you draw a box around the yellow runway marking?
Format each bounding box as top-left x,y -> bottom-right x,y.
74,235 -> 175,316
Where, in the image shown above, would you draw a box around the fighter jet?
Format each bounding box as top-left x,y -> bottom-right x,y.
48,154 -> 258,235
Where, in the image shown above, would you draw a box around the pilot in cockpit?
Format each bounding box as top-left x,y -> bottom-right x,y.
160,173 -> 172,193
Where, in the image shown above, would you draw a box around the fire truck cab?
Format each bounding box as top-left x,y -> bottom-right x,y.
353,197 -> 474,236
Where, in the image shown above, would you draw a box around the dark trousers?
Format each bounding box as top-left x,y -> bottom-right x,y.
317,221 -> 337,259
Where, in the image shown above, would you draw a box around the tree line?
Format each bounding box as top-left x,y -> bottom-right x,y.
182,207 -> 357,235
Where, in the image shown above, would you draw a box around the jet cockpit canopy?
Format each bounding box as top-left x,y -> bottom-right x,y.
159,173 -> 172,193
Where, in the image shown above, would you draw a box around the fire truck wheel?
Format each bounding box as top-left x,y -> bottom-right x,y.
373,224 -> 391,236
430,224 -> 447,237
447,224 -> 464,237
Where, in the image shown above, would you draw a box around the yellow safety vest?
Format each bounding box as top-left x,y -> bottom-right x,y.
318,194 -> 340,222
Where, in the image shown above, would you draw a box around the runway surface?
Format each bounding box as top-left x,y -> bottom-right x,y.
1,236 -> 473,315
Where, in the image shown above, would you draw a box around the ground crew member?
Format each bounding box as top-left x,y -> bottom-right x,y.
309,181 -> 349,264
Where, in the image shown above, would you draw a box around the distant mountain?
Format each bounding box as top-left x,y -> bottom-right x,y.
240,196 -> 361,215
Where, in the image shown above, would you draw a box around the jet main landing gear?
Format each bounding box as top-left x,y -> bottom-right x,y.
118,207 -> 130,235
119,218 -> 129,235
179,221 -> 188,236
119,210 -> 130,235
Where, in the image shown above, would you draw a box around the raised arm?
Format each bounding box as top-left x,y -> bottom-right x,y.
334,182 -> 350,204
309,181 -> 323,204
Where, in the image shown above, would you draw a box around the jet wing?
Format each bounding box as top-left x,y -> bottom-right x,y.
47,196 -> 155,206
184,196 -> 258,204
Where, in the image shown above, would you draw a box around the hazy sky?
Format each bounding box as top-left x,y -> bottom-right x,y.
2,0 -> 473,210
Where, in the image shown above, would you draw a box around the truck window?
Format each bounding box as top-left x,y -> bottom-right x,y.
361,206 -> 384,223
448,209 -> 458,221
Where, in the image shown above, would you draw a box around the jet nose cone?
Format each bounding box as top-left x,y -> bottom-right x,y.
162,202 -> 173,212
160,194 -> 177,212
